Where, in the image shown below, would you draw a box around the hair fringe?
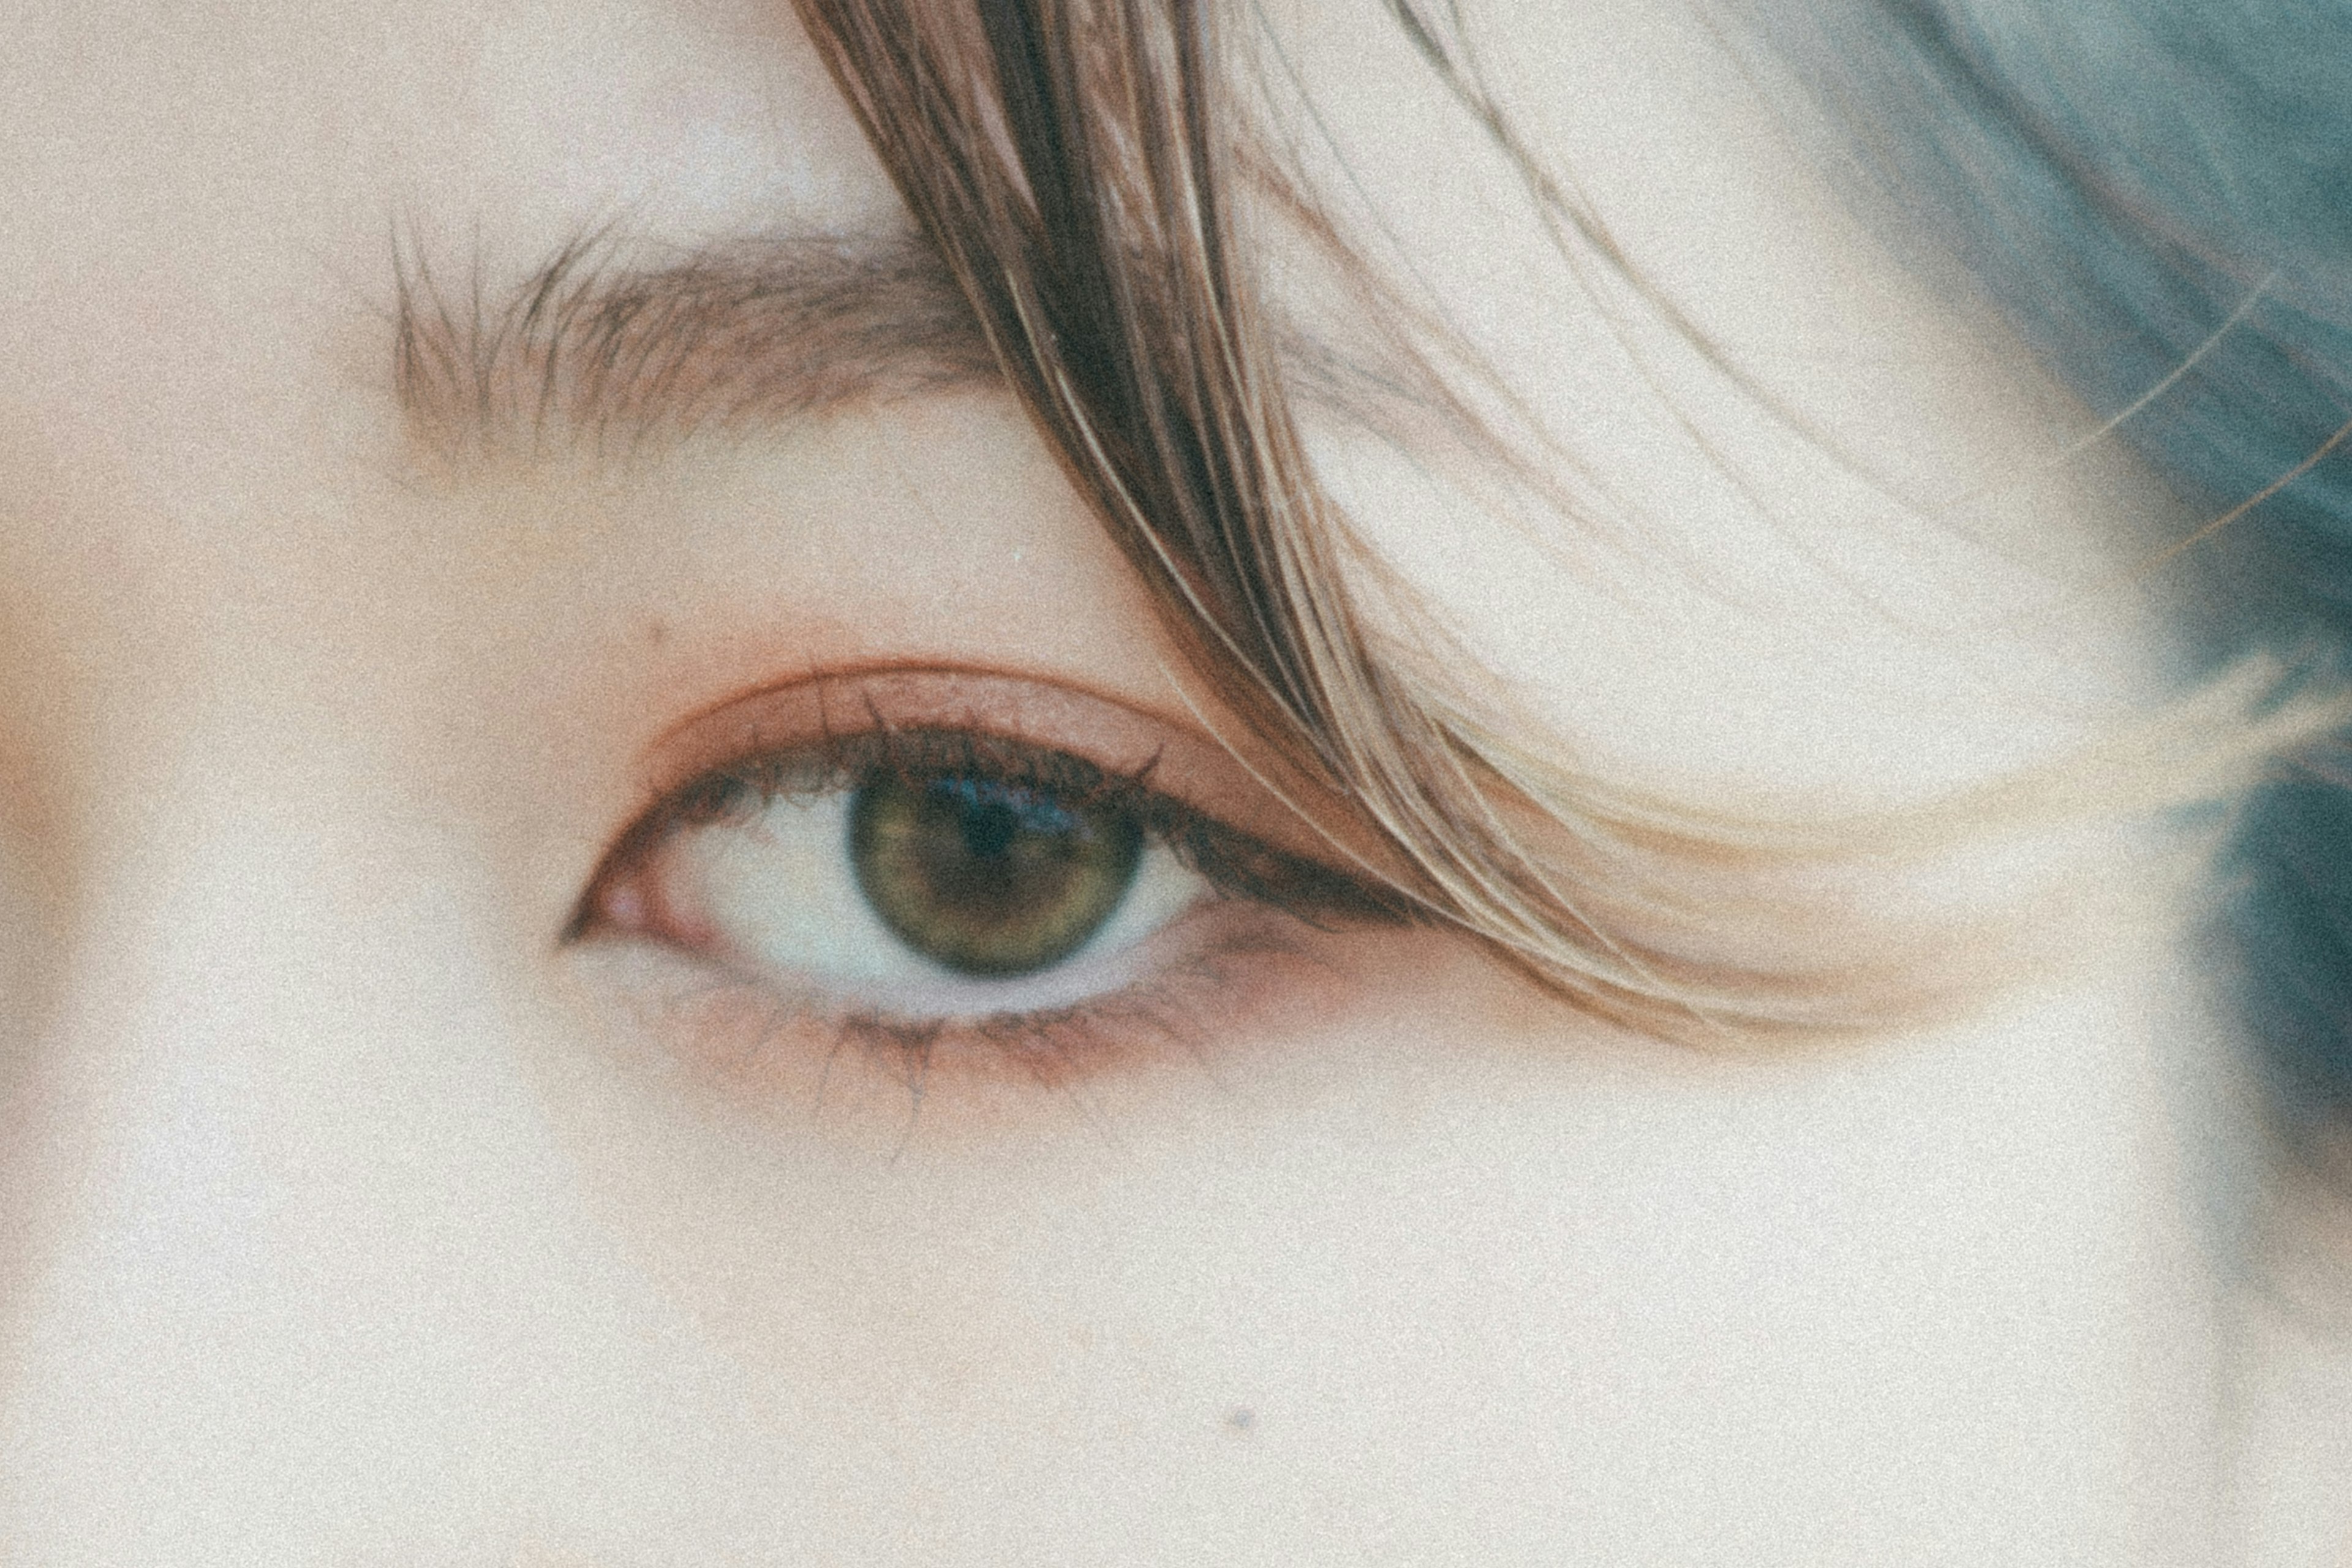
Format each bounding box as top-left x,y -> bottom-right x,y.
786,0 -> 2332,1045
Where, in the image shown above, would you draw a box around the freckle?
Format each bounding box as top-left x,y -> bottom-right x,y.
644,619 -> 669,646
1224,1406 -> 1256,1434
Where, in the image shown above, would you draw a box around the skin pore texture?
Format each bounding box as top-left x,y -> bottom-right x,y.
0,0 -> 2346,1564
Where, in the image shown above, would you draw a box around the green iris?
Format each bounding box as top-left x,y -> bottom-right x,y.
849,771 -> 1145,978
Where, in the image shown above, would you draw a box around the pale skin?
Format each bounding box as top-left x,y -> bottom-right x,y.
1,0 -> 2348,1563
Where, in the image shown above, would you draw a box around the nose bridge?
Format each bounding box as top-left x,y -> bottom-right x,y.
17,700 -> 567,1205
0,744 -> 827,1559
39,720 -> 468,1070
0,750 -> 596,1541
4,745 -> 516,1294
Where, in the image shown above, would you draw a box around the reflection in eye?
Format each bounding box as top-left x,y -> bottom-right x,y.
573,714 -> 1403,1088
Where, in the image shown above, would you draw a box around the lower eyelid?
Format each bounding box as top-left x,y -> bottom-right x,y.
586,897 -> 1342,1129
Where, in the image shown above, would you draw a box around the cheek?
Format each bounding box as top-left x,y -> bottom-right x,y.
521,911 -> 2215,1559
0,772 -> 41,1071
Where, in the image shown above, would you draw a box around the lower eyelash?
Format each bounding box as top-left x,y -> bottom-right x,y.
636,901 -> 1329,1128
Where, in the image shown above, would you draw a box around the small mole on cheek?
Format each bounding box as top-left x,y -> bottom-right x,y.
1224,1406 -> 1256,1434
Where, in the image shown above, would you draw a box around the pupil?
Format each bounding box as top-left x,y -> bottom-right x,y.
850,767 -> 1144,978
951,787 -> 1022,860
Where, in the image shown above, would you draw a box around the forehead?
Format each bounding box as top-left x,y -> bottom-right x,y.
0,0 -> 894,407
0,0 -> 2168,810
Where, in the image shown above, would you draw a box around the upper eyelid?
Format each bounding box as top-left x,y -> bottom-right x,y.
651,727 -> 1174,837
638,663 -> 1205,775
601,734 -> 1404,962
625,665 -> 1365,870
572,666 -> 1412,940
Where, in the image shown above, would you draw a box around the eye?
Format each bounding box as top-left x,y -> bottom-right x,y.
611,730 -> 1214,1010
567,670 -> 1406,1098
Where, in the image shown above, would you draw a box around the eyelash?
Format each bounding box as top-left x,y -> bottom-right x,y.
570,720 -> 1404,1098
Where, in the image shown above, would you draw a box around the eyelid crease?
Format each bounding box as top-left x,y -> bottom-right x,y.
641,661 -> 1214,768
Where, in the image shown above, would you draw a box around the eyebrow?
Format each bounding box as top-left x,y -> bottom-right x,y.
391,225 -> 1005,460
